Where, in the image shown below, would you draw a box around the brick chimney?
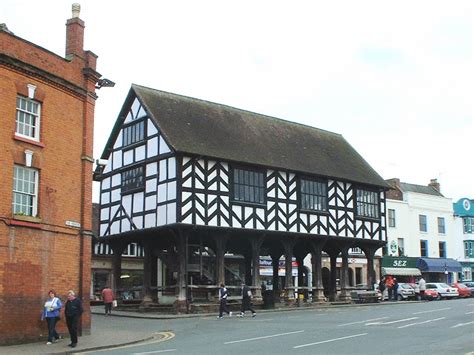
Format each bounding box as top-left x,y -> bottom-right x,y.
65,3 -> 84,59
385,178 -> 403,200
428,178 -> 440,192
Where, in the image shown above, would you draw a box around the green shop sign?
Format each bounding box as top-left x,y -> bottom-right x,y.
382,256 -> 418,268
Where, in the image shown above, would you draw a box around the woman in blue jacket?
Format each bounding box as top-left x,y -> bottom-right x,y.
43,290 -> 62,344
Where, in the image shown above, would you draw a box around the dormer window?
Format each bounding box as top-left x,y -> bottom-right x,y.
122,120 -> 145,147
16,96 -> 41,141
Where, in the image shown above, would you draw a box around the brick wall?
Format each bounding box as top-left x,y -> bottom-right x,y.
0,13 -> 98,345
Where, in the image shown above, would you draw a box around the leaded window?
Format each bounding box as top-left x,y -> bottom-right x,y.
123,120 -> 145,147
355,189 -> 379,219
232,168 -> 265,204
300,178 -> 327,211
16,96 -> 41,140
121,166 -> 144,193
13,165 -> 38,216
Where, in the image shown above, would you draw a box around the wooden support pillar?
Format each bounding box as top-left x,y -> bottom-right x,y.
364,246 -> 377,291
329,252 -> 338,302
250,236 -> 264,298
282,239 -> 296,302
310,242 -> 325,302
110,243 -> 125,298
141,242 -> 153,307
339,246 -> 351,302
174,231 -> 187,313
214,236 -> 227,286
151,253 -> 158,302
270,250 -> 282,299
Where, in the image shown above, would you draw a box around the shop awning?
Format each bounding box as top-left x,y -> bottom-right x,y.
417,258 -> 462,273
382,267 -> 421,276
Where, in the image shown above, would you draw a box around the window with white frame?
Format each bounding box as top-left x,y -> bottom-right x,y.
388,209 -> 396,227
12,165 -> 39,216
420,240 -> 428,257
464,240 -> 474,258
398,238 -> 405,256
462,267 -> 472,281
16,96 -> 41,141
464,217 -> 474,234
419,215 -> 427,232
355,189 -> 379,219
437,217 -> 445,234
439,241 -> 446,258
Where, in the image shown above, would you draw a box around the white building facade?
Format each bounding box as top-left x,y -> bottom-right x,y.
384,178 -> 461,283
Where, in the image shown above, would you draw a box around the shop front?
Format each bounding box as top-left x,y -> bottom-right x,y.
416,257 -> 462,283
460,262 -> 474,282
381,256 -> 421,283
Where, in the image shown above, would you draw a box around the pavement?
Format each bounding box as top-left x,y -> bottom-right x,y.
0,301 -> 403,354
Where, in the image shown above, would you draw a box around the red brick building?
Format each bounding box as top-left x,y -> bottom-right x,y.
0,5 -> 100,344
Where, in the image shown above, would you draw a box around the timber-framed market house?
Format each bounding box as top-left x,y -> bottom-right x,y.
95,84 -> 388,312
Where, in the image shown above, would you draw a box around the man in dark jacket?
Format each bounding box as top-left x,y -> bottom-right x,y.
218,283 -> 232,319
239,282 -> 256,317
65,290 -> 83,348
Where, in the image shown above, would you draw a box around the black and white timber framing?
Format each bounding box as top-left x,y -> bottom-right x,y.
95,84 -> 388,311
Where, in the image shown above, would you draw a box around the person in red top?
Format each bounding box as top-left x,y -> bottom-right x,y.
101,286 -> 115,315
385,276 -> 395,301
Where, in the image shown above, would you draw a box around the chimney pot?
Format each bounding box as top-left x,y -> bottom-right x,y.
72,3 -> 81,18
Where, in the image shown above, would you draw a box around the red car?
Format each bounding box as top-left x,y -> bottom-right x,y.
451,283 -> 472,298
423,288 -> 439,301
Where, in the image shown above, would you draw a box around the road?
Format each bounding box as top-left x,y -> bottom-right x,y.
82,298 -> 474,355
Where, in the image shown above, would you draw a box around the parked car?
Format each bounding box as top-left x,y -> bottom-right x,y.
382,283 -> 416,301
451,283 -> 472,298
463,282 -> 474,294
425,283 -> 459,299
422,288 -> 439,301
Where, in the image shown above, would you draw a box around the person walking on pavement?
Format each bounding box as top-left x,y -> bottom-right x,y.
393,278 -> 399,301
65,290 -> 83,348
378,278 -> 386,302
217,283 -> 232,319
385,275 -> 394,301
42,289 -> 62,345
419,276 -> 426,300
238,282 -> 256,317
101,286 -> 115,316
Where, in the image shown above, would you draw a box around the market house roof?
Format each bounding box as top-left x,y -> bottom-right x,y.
104,84 -> 389,189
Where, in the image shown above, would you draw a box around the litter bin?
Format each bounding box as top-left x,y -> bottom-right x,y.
262,290 -> 274,309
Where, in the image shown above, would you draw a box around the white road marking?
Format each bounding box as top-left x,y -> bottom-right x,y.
224,330 -> 305,344
293,333 -> 368,349
132,350 -> 176,354
451,321 -> 474,328
338,317 -> 388,327
466,311 -> 474,315
413,307 -> 450,315
397,317 -> 446,329
366,317 -> 418,326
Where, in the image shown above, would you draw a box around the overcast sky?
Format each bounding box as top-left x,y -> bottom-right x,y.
4,0 -> 473,202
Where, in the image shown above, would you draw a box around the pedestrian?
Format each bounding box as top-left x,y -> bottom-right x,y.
238,282 -> 256,317
65,290 -> 83,348
385,275 -> 394,301
101,286 -> 115,315
393,278 -> 399,301
378,278 -> 386,302
217,283 -> 232,319
42,289 -> 62,345
419,276 -> 426,300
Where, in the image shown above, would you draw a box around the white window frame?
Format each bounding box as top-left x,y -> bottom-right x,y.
15,96 -> 41,141
388,209 -> 396,227
12,165 -> 39,217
